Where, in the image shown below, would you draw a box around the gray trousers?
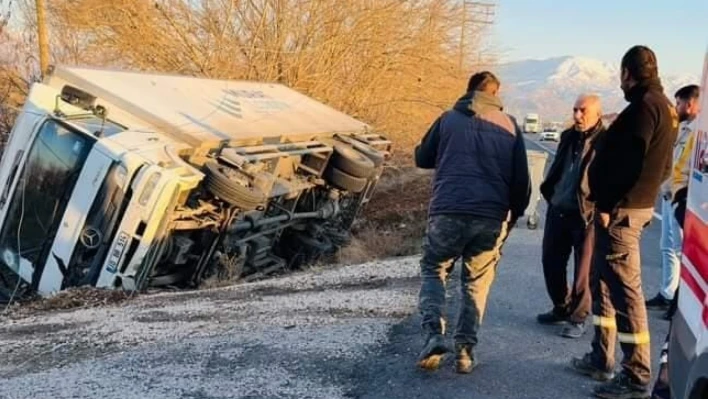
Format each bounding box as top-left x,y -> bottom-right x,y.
591,208 -> 654,386
418,214 -> 508,346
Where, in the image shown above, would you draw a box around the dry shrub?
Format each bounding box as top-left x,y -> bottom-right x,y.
336,165 -> 433,263
14,0 -> 496,156
0,27 -> 37,152
0,1 -> 495,275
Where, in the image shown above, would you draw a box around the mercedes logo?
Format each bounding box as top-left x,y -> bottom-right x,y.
80,226 -> 102,249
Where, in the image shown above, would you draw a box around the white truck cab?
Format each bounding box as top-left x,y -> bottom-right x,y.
0,66 -> 390,298
523,113 -> 541,134
669,49 -> 708,399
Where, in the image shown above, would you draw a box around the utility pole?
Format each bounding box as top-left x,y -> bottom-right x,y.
35,0 -> 50,79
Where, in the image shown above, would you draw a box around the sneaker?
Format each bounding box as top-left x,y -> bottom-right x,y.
645,294 -> 671,311
454,344 -> 476,374
416,334 -> 451,371
569,353 -> 615,382
593,373 -> 650,399
560,321 -> 586,339
537,309 -> 568,325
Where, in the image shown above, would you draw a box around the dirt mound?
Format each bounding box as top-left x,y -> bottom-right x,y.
2,287 -> 137,320
337,166 -> 432,264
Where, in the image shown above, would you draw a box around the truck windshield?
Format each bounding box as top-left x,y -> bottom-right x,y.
0,119 -> 93,280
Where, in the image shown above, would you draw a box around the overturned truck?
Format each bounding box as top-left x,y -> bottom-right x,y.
0,66 -> 391,298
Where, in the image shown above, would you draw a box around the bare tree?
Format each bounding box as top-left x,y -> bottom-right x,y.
0,0 -> 11,35
6,0 -> 497,160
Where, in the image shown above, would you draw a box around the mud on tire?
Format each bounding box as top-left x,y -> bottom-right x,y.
204,160 -> 267,210
324,166 -> 368,193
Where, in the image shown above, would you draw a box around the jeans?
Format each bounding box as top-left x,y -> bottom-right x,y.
418,214 -> 505,346
659,198 -> 682,300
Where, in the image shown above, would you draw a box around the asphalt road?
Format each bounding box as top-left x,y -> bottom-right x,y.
0,134 -> 672,398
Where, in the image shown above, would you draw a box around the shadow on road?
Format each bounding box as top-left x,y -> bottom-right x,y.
345,222 -> 670,399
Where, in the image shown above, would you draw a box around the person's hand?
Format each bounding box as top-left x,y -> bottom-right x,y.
599,212 -> 611,229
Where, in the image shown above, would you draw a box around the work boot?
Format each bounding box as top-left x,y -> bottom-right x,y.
416,334 -> 450,371
593,373 -> 650,399
454,343 -> 476,374
644,294 -> 671,311
560,321 -> 586,339
537,309 -> 568,325
569,353 -> 615,382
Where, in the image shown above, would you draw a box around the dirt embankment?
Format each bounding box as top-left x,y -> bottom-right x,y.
338,165 -> 432,265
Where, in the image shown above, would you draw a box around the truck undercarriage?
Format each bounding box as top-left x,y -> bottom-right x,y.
146,134 -> 390,290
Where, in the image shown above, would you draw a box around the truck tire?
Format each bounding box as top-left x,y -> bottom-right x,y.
324,166 -> 368,193
204,160 -> 267,210
354,143 -> 385,167
330,144 -> 375,178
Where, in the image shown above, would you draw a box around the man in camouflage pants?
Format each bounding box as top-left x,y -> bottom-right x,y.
413,71 -> 531,374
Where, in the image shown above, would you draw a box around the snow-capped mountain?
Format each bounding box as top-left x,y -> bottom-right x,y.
496,56 -> 699,123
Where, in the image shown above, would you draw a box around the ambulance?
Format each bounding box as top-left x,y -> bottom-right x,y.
669,48 -> 708,399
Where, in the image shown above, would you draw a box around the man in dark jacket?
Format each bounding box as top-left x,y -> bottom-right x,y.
571,45 -> 679,399
537,94 -> 605,339
414,71 -> 531,374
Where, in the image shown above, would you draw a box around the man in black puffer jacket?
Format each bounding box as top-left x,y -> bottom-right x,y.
537,94 -> 606,340
413,71 -> 531,374
571,45 -> 679,399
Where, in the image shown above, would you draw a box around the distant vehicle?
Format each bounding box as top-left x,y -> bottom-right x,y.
539,128 -> 560,142
523,113 -> 541,134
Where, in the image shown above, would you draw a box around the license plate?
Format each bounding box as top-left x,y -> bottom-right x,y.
106,232 -> 130,273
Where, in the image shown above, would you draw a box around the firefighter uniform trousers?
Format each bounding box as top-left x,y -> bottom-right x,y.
590,208 -> 655,386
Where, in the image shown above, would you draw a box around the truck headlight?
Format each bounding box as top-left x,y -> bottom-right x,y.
139,172 -> 161,206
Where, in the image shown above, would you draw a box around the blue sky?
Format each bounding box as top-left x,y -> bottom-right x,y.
493,0 -> 708,76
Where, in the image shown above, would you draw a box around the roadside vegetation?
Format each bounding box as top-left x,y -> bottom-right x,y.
0,0 -> 496,297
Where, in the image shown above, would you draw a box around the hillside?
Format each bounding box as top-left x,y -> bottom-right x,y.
497,56 -> 698,122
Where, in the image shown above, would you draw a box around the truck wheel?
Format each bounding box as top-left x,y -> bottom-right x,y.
353,143 -> 385,167
325,166 -> 368,193
330,144 -> 375,178
204,160 -> 267,210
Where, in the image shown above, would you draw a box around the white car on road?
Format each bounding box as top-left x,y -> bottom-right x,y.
539,128 -> 560,142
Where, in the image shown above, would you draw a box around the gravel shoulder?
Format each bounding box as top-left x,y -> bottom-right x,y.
0,212 -> 671,399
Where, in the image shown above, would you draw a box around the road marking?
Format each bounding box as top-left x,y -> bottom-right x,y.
524,137 -> 663,222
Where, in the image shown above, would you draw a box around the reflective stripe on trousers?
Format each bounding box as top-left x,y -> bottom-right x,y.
590,208 -> 654,386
